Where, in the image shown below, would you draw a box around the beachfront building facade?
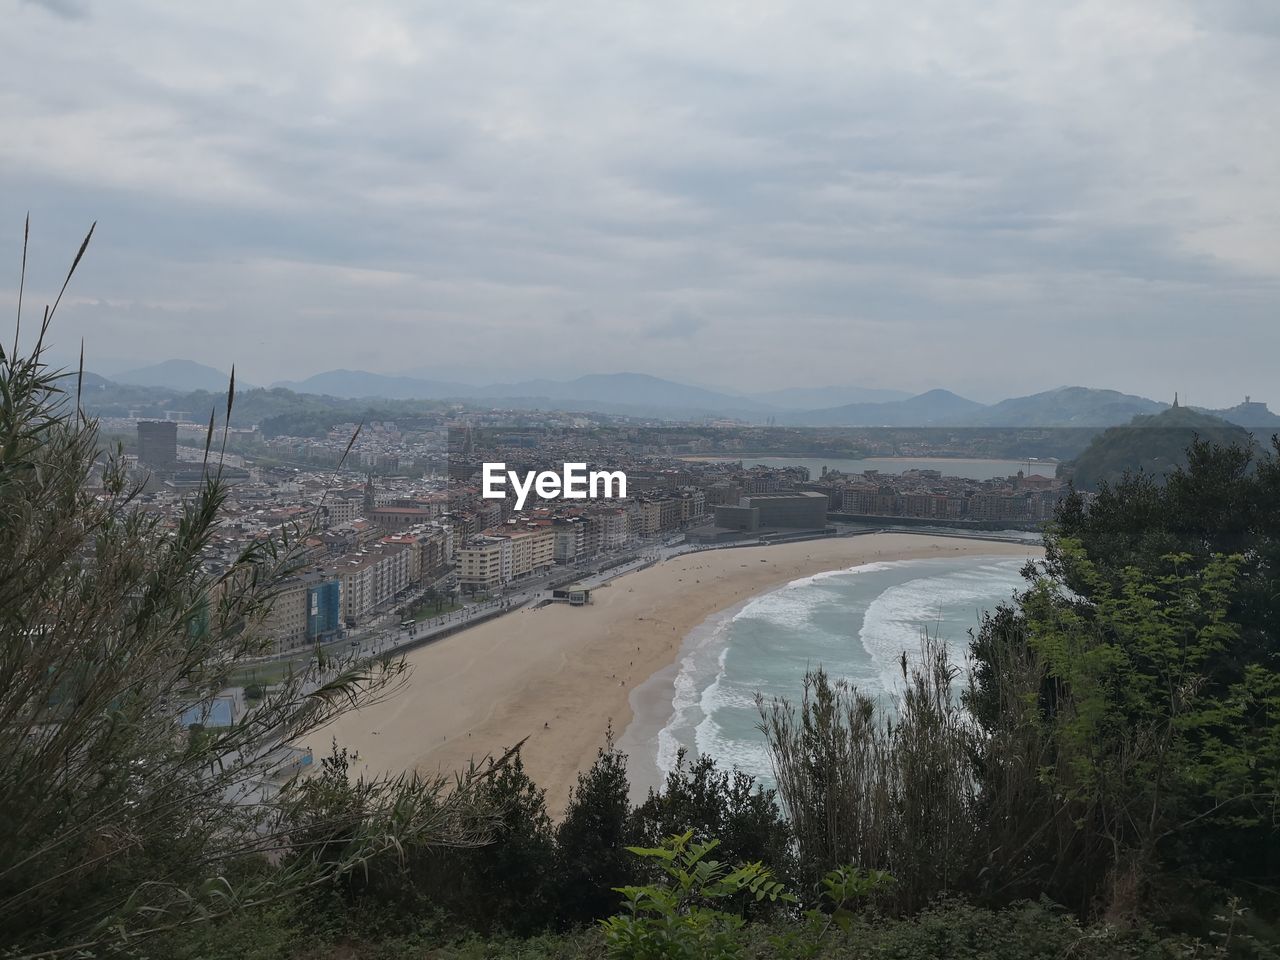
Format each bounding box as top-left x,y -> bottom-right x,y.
457,525 -> 555,592
598,508 -> 628,551
457,536 -> 508,591
507,525 -> 555,578
334,541 -> 414,625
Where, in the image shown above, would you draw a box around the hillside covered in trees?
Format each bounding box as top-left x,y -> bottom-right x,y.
1060,403 -> 1255,491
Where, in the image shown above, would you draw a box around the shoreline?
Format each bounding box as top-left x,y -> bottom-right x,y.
303,533 -> 1042,817
615,594 -> 757,806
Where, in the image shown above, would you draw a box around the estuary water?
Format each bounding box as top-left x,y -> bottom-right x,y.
686,455 -> 1051,481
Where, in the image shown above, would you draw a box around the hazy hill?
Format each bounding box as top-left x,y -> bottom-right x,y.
1063,405 -> 1250,491
1200,399 -> 1280,429
786,388 -> 984,426
747,384 -> 912,409
114,359 -> 245,392
86,363 -> 1280,435
74,371 -> 114,391
275,369 -> 472,400
959,386 -> 1165,427
275,370 -> 909,415
790,385 -> 1172,429
277,370 -> 770,418
485,372 -> 773,415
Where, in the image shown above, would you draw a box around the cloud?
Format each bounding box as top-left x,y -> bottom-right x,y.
0,0 -> 1277,407
641,310 -> 708,341
21,0 -> 88,20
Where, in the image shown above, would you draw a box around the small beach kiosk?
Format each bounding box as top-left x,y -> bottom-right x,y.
551,583 -> 592,606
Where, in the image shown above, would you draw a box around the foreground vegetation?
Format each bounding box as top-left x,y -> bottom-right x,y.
2,233 -> 1277,957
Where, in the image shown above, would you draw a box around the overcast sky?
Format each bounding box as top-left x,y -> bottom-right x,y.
1,0 -> 1276,405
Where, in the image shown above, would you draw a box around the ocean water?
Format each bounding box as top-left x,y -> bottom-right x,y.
652,556 -> 1029,787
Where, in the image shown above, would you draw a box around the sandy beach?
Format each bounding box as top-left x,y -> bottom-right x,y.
304,533 -> 1042,816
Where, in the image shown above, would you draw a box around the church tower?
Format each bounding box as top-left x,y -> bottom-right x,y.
363,474 -> 376,517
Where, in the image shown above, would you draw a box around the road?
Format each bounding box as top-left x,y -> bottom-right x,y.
323,540 -> 676,665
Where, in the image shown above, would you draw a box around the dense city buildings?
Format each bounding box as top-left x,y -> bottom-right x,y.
111,410 -> 1073,655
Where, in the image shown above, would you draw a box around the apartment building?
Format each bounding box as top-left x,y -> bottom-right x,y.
902,493 -> 935,518
704,482 -> 743,507
333,541 -> 414,625
370,504 -> 435,531
580,513 -> 603,556
457,535 -> 510,591
457,524 -> 555,591
554,517 -> 585,563
597,508 -> 628,550
507,525 -> 554,578
969,494 -> 1031,521
408,524 -> 452,579
321,497 -> 362,526
254,570 -> 344,653
256,579 -> 308,652
304,574 -> 343,645
660,498 -> 682,530
636,500 -> 664,537
380,533 -> 423,583
677,488 -> 706,522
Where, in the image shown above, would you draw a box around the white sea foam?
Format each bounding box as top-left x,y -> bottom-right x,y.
653,556 -> 1028,785
858,560 -> 1024,696
784,559 -> 903,588
655,601 -> 739,776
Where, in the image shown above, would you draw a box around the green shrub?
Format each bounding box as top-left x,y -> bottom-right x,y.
629,751 -> 794,890
601,831 -> 794,960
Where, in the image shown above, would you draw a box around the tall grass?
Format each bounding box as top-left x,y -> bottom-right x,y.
757,634 -> 977,914
0,223 -> 497,959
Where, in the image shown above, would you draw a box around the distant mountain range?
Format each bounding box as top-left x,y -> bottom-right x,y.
86,361 -> 1280,430
268,370 -> 1172,426
781,389 -> 986,426
273,369 -> 472,401
112,359 -> 249,392
272,370 -> 776,417
959,386 -> 1166,427
745,384 -> 913,409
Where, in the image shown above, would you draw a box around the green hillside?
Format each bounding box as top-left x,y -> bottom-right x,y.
1061,403 -> 1251,491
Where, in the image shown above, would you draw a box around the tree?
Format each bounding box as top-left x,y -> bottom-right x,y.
968,439 -> 1280,924
400,746 -> 557,936
628,751 -> 793,887
554,737 -> 635,926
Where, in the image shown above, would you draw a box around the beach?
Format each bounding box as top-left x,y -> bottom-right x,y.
304,533 -> 1042,816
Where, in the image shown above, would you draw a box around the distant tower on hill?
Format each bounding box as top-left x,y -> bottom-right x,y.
1172,392 -> 1179,408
